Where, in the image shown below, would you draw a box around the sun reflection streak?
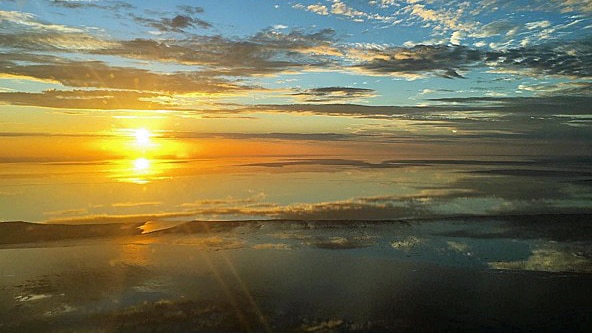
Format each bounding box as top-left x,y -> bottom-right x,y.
134,157 -> 150,171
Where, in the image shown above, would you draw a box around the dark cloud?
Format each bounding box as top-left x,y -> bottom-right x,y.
485,37 -> 592,78
429,96 -> 592,115
245,103 -> 449,117
350,37 -> 592,79
177,5 -> 204,15
291,86 -> 376,102
351,44 -> 482,79
133,14 -> 211,32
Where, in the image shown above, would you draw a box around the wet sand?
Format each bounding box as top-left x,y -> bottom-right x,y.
1,215 -> 591,332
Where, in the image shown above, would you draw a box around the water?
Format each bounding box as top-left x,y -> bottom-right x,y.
1,217 -> 590,332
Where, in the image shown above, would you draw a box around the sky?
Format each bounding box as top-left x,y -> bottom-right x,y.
0,0 -> 591,223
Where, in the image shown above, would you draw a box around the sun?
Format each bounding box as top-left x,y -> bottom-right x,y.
134,128 -> 151,146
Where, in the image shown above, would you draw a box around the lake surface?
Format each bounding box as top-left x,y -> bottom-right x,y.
1,216 -> 590,332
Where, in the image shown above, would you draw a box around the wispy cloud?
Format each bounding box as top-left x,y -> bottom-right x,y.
111,201 -> 162,208
291,86 -> 376,102
49,0 -> 134,11
0,90 -> 170,110
293,3 -> 329,16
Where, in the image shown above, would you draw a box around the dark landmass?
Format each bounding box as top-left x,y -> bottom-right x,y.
0,213 -> 590,246
0,221 -> 142,246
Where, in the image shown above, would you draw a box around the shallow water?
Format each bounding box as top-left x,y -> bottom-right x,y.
0,217 -> 591,332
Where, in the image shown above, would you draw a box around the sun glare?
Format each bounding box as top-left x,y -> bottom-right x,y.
134,157 -> 150,171
135,128 -> 151,146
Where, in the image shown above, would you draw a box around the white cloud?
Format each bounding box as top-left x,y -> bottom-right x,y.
0,10 -> 83,33
450,30 -> 464,45
307,4 -> 329,16
525,20 -> 552,30
331,1 -> 366,19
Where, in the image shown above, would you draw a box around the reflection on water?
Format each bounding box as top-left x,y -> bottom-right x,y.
134,157 -> 150,172
0,217 -> 591,331
110,158 -> 168,184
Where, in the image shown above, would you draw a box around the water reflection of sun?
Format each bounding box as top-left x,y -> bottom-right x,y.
134,157 -> 150,171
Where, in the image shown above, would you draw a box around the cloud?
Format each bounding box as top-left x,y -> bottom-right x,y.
0,54 -> 257,94
405,2 -> 470,32
44,195 -> 428,224
291,86 -> 376,102
295,1 -> 399,24
0,10 -> 83,34
133,14 -> 211,32
450,31 -> 464,45
484,37 -> 592,78
0,89 -> 171,110
294,3 -> 329,16
0,10 -> 115,51
245,103 -> 467,118
169,132 -> 353,142
44,208 -> 89,217
348,35 -> 591,80
111,201 -> 162,208
489,245 -> 592,273
177,5 -> 205,15
469,20 -> 519,38
0,32 -> 116,51
96,28 -> 340,76
295,1 -> 368,21
517,81 -> 592,96
550,0 -> 592,13
429,95 -> 592,115
525,20 -> 552,30
50,0 -> 134,11
47,211 -> 198,224
0,11 -> 337,78
350,44 -> 482,79
330,1 -> 366,20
